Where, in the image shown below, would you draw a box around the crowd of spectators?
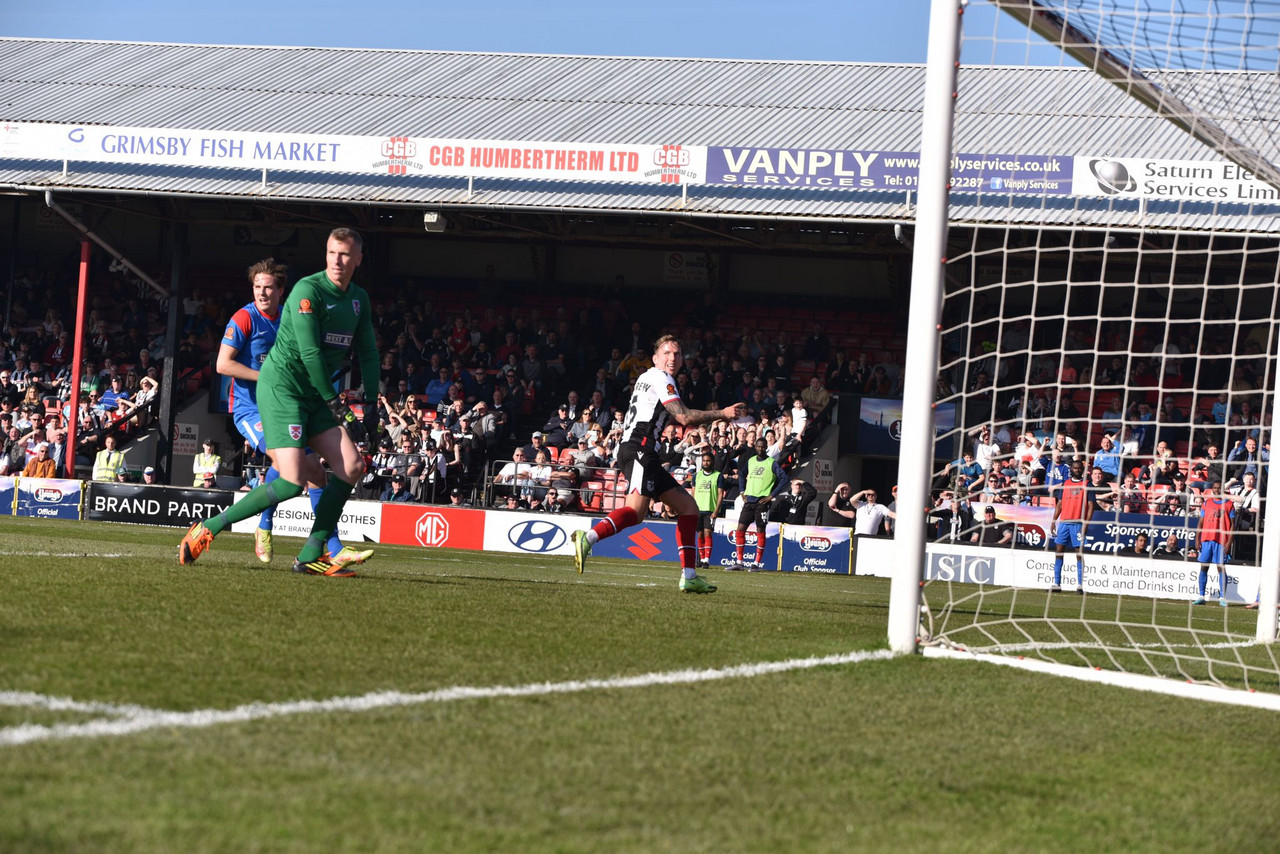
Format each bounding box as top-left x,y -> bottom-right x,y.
2,261 -> 903,497
0,265 -> 179,476
928,309 -> 1272,555
927,414 -> 1267,561
348,287 -> 862,510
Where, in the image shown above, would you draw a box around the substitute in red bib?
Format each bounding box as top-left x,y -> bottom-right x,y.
1194,479 -> 1233,606
571,335 -> 744,593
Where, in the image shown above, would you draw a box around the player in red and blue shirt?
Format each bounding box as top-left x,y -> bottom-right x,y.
1050,460 -> 1092,593
222,292 -> 279,443
216,258 -> 365,566
1195,479 -> 1234,605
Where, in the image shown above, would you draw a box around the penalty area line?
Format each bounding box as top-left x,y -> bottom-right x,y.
0,649 -> 896,747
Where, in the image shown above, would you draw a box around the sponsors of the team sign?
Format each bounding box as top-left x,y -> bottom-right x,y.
0,475 -> 14,515
85,482 -> 235,527
778,525 -> 852,574
481,511 -> 592,556
378,504 -> 485,551
229,495 -> 381,542
14,476 -> 83,520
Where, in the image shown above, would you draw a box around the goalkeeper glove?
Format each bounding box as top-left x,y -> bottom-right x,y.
328,397 -> 366,444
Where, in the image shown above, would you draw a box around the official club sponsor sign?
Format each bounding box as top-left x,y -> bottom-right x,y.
378,504 -> 485,551
85,482 -> 236,527
15,476 -> 83,520
481,511 -> 592,556
777,525 -> 852,574
709,518 -> 780,569
229,495 -> 382,542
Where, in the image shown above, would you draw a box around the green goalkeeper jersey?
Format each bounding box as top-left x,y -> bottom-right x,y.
261,269 -> 379,402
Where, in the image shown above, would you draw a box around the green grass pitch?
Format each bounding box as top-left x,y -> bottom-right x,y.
2,515 -> 1279,853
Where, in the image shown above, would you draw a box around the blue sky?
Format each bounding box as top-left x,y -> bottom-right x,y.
5,0 -> 1056,64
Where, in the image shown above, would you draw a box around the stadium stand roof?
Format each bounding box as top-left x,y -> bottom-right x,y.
2,37 -> 1280,232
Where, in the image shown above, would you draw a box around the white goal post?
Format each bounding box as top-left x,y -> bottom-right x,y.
890,0 -> 1280,697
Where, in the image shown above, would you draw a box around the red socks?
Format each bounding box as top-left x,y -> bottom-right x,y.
676,514 -> 698,570
592,506 -> 638,541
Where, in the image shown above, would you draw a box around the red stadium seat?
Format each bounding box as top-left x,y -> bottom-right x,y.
1146,484 -> 1169,514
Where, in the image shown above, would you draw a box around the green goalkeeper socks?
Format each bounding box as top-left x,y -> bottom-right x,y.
204,477 -> 305,536
297,475 -> 355,563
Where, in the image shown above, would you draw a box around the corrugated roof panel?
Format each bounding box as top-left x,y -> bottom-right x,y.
4,38 -> 1280,231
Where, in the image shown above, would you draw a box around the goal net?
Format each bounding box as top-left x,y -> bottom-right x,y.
894,0 -> 1280,697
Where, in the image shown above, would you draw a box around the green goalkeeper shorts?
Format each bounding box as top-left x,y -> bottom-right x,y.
257,386 -> 340,450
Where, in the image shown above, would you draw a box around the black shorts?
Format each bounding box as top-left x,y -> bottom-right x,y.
616,442 -> 681,500
698,511 -> 716,528
740,499 -> 768,529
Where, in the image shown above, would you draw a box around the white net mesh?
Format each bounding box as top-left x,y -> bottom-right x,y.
916,0 -> 1280,693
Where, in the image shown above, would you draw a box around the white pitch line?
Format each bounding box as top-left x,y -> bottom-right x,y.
0,551 -> 129,558
0,649 -> 896,747
924,647 -> 1280,712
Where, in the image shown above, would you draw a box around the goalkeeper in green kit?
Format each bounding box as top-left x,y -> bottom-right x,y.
179,228 -> 379,576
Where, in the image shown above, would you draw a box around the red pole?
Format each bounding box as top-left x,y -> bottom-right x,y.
65,240 -> 90,477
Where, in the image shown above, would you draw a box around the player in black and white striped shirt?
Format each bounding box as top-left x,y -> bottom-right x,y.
571,334 -> 743,593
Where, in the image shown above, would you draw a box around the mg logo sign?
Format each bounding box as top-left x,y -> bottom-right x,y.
415,511 -> 449,548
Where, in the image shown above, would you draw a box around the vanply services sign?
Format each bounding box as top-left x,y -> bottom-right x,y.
704,146 -> 1072,194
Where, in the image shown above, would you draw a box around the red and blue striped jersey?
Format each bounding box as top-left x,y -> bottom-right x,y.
222,302 -> 279,412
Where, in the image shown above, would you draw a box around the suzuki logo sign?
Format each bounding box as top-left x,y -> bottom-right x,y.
627,528 -> 663,560
415,512 -> 449,548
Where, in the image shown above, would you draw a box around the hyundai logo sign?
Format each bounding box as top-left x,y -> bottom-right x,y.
508,519 -> 568,553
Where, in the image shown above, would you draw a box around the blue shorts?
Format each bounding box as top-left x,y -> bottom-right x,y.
233,407 -> 268,454
1052,521 -> 1083,548
1198,541 -> 1227,565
